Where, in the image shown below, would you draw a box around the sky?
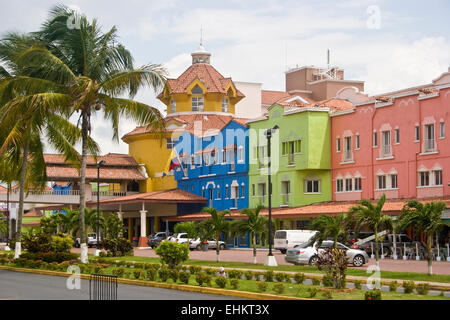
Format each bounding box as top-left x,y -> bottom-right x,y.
0,0 -> 449,155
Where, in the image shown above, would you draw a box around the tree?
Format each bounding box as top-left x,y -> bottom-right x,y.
309,213 -> 352,249
233,205 -> 267,264
103,214 -> 125,239
174,221 -> 199,239
398,200 -> 446,276
201,207 -> 231,262
13,5 -> 166,263
350,194 -> 393,268
0,32 -> 99,259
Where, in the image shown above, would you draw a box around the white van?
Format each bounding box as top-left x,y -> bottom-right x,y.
274,230 -> 317,254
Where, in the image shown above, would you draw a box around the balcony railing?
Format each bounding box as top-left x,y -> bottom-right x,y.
382,144 -> 391,157
424,139 -> 435,152
344,150 -> 353,161
288,153 -> 295,165
281,193 -> 290,205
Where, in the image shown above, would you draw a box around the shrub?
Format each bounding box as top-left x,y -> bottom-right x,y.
133,269 -> 144,279
322,275 -> 334,287
195,273 -> 205,286
275,272 -> 287,283
403,281 -> 416,294
307,287 -> 318,298
155,241 -> 189,269
99,252 -> 107,258
112,267 -> 126,278
311,278 -> 321,286
94,265 -> 105,274
169,269 -> 179,283
244,271 -> 254,280
204,268 -> 217,276
264,271 -> 274,282
189,265 -> 202,275
215,277 -> 227,288
354,280 -> 362,290
294,273 -> 305,284
101,238 -> 133,257
255,272 -> 264,281
180,266 -> 188,272
321,290 -> 333,300
365,290 -> 382,300
273,283 -> 285,294
230,279 -> 239,290
203,274 -> 212,287
416,283 -> 429,295
389,281 -> 398,292
158,266 -> 170,282
256,281 -> 268,293
145,269 -> 157,281
134,263 -> 144,269
179,271 -> 190,284
20,252 -> 78,263
228,270 -> 242,279
51,235 -> 73,253
316,248 -> 347,289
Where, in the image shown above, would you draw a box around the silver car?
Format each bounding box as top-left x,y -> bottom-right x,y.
285,240 -> 369,267
189,238 -> 227,250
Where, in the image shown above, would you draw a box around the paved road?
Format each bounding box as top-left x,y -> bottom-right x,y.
0,270 -> 244,300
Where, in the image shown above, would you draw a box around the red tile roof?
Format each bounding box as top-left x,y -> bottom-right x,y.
165,197 -> 450,222
91,188 -> 207,205
316,98 -> 355,112
123,113 -> 249,139
262,90 -> 315,107
160,64 -> 245,97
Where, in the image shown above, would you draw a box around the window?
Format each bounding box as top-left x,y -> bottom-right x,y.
391,174 -> 398,189
305,179 -> 320,193
225,185 -> 230,199
238,146 -> 244,162
336,179 -> 344,192
192,96 -> 204,111
217,186 -> 221,199
440,122 -> 445,138
434,170 -> 442,186
377,175 -> 386,189
415,126 -> 420,141
192,85 -> 203,94
295,140 -> 301,153
354,177 -> 362,191
170,100 -> 176,113
373,132 -> 378,147
166,138 -> 175,149
419,171 -> 430,187
202,188 -> 205,198
258,145 -> 267,168
222,98 -> 229,113
425,124 -> 435,152
356,135 -> 360,149
241,184 -> 245,198
344,137 -> 352,161
252,184 -> 255,196
395,129 -> 400,144
203,153 -> 210,166
382,131 -> 391,156
345,178 -> 352,191
336,138 -> 341,152
281,181 -> 290,204
191,155 -> 195,168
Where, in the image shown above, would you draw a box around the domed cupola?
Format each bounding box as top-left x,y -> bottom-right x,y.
191,44 -> 211,65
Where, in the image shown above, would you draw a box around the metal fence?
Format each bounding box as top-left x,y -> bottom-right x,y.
89,274 -> 118,300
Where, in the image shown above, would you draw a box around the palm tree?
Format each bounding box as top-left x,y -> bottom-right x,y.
0,31 -> 99,259
174,221 -> 199,239
201,207 -> 231,262
398,200 -> 446,276
233,205 -> 267,264
12,6 -> 166,263
310,213 -> 351,249
350,194 -> 393,268
56,209 -> 79,236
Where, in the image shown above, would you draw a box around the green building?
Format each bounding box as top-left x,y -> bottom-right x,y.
247,104 -> 332,214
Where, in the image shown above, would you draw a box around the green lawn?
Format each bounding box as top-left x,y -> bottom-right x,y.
94,254 -> 450,284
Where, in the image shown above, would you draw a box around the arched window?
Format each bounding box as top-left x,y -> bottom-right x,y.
222,98 -> 229,113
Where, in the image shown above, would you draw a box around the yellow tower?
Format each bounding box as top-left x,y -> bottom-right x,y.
123,44 -> 245,192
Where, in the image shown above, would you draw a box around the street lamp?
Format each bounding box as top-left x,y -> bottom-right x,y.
95,160 -> 106,256
264,125 -> 279,267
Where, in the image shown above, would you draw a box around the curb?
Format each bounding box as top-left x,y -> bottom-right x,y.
0,265 -> 310,300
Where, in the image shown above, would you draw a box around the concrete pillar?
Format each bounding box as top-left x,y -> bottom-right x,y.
138,210 -> 148,247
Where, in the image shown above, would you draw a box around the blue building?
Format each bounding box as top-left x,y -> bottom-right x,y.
173,114 -> 249,212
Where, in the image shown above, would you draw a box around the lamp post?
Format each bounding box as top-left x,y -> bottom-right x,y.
264,125 -> 279,267
4,183 -> 10,251
95,160 -> 106,256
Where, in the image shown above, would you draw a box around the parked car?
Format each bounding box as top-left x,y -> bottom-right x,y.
351,233 -> 423,257
285,240 -> 369,267
147,232 -> 171,248
189,238 -> 227,251
74,233 -> 101,248
274,229 -> 317,254
167,233 -> 190,244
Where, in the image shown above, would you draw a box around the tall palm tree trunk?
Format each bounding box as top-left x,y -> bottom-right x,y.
14,143 -> 29,259
427,234 -> 433,276
216,239 -> 220,262
79,111 -> 89,264
374,229 -> 380,268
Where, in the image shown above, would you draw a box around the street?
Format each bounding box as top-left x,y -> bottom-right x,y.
0,270 -> 244,300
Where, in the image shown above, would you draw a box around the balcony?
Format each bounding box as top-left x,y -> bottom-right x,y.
424,139 -> 436,153
382,144 -> 391,157
281,194 -> 290,206
288,153 -> 295,165
344,150 -> 353,162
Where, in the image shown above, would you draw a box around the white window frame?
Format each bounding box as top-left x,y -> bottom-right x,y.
192,96 -> 204,112
355,134 -> 360,150
222,98 -> 229,113
304,179 -> 321,194
237,146 -> 244,163
395,128 -> 400,144
336,179 -> 344,192
439,121 -> 445,138
170,100 -> 176,113
354,177 -> 362,191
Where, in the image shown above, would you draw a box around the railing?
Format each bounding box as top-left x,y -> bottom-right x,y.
288,153 -> 295,165
344,149 -> 353,161
257,195 -> 266,205
424,139 -> 435,152
89,274 -> 118,300
6,189 -> 81,196
92,191 -> 127,197
281,194 -> 290,205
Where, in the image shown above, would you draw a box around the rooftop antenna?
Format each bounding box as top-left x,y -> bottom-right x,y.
327,49 -> 330,69
200,25 -> 203,46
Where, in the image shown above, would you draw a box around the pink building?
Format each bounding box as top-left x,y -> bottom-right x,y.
331,69 -> 450,202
